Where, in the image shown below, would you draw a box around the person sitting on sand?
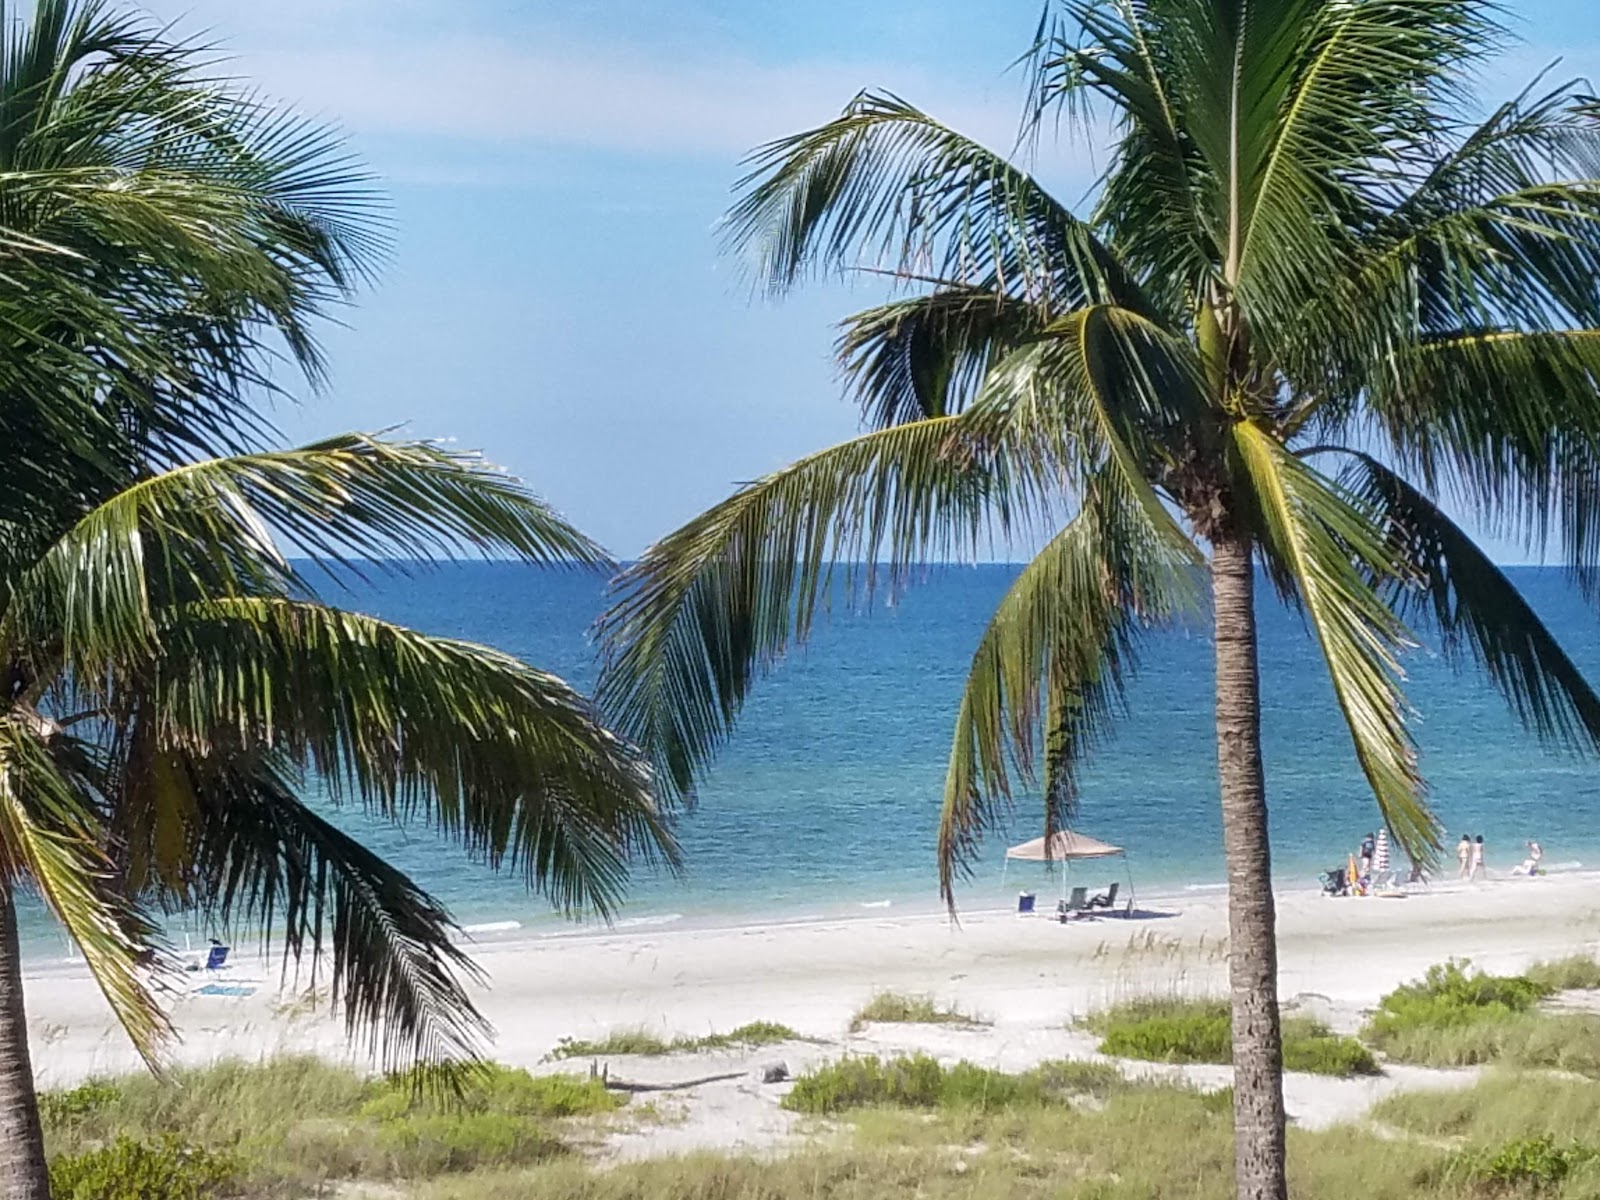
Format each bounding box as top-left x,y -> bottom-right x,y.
1513,840 -> 1544,876
1471,834 -> 1486,881
1457,833 -> 1472,879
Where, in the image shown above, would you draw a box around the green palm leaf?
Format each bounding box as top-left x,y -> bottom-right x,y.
168,750 -> 493,1073
2,434 -> 607,683
938,493 -> 1197,900
596,417 -> 1011,805
0,716 -> 166,1061
838,287 -> 1044,426
1232,422 -> 1435,858
726,90 -> 1144,313
147,598 -> 673,916
1340,453 -> 1600,755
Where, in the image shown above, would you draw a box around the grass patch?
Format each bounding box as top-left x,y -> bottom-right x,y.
1527,955 -> 1600,993
1448,1137 -> 1600,1195
39,1057 -> 610,1192
414,1081 -> 1452,1200
1083,997 -> 1379,1076
46,1052 -> 1600,1200
49,1135 -> 238,1200
1365,960 -> 1549,1048
1376,1072 -> 1600,1145
781,1053 -> 1126,1115
847,992 -> 988,1033
1365,961 -> 1600,1072
547,1021 -> 803,1060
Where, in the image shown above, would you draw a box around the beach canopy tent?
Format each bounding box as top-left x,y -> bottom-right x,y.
1003,830 -> 1135,910
1005,831 -> 1123,861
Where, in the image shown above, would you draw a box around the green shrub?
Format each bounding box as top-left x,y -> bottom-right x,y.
1460,1136 -> 1599,1191
49,1136 -> 237,1200
1365,961 -> 1549,1050
1086,998 -> 1378,1076
1281,1028 -> 1381,1076
848,993 -> 985,1032
374,1112 -> 565,1176
39,1080 -> 121,1132
687,1021 -> 802,1050
1091,998 -> 1233,1063
1526,955 -> 1600,993
782,1054 -> 1121,1116
784,1054 -> 947,1114
361,1064 -> 622,1121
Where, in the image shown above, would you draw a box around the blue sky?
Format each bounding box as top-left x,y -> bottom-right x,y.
149,0 -> 1597,560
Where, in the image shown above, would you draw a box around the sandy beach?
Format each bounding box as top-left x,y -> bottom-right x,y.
24,870 -> 1600,1158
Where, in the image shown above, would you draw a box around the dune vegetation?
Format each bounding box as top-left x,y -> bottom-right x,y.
41,1049 -> 1600,1200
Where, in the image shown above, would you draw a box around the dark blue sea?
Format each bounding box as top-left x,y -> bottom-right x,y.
22,563 -> 1600,955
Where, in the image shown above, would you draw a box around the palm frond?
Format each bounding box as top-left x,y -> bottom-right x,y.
168,751 -> 491,1072
1,434 -> 607,684
144,597 -> 674,918
726,90 -> 1145,314
1362,329 -> 1600,585
937,489 -> 1197,900
1231,421 -> 1437,859
1023,0 -> 1215,310
597,416 -> 1043,805
1234,0 -> 1499,314
838,287 -> 1044,427
1338,452 -> 1600,756
0,715 -> 166,1061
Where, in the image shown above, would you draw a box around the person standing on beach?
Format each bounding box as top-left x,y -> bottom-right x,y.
1471,835 -> 1487,880
1457,834 -> 1472,880
1359,831 -> 1376,880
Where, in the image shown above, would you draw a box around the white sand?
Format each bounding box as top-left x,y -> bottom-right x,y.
23,871 -> 1600,1158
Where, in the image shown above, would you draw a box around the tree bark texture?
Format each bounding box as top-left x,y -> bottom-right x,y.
1211,534 -> 1288,1200
0,879 -> 48,1200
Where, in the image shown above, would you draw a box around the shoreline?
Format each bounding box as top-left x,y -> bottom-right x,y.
23,852 -> 1588,974
24,867 -> 1600,1078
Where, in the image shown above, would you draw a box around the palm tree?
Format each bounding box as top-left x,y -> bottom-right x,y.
595,3 -> 1600,1197
0,4 -> 673,1195
0,436 -> 672,1200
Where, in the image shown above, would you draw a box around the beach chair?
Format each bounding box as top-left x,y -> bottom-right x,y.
204,942 -> 229,972
1088,882 -> 1120,911
1057,886 -> 1090,922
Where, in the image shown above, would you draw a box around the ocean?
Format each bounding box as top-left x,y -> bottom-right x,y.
21,562 -> 1600,957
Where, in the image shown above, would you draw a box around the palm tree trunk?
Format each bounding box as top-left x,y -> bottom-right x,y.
0,880 -> 48,1200
1211,533 -> 1287,1200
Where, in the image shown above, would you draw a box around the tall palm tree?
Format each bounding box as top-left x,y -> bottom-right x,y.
596,3 -> 1600,1197
0,436 -> 672,1200
0,3 -> 673,1196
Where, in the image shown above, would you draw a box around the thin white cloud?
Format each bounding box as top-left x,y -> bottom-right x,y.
149,1 -> 1035,163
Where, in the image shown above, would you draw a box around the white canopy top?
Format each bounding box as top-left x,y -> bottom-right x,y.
1004,830 -> 1124,861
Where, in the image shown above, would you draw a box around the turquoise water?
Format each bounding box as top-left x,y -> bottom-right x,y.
22,563 -> 1600,955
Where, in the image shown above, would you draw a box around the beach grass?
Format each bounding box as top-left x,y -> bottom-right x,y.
412,1080 -> 1455,1200
40,1057 -> 611,1194
780,1053 -> 1126,1115
546,1020 -> 804,1060
1364,959 -> 1600,1072
1527,954 -> 1600,992
1375,1072 -> 1600,1144
847,992 -> 989,1033
1083,997 -> 1380,1076
45,1052 -> 1600,1200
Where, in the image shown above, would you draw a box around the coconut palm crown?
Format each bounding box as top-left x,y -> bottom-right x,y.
595,2 -> 1600,1197
0,4 -> 673,1197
